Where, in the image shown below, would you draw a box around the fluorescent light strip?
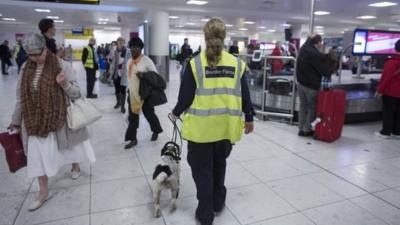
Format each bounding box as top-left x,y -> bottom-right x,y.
186,22 -> 196,25
315,26 -> 324,29
244,21 -> 255,24
98,22 -> 107,25
168,16 -> 179,19
267,29 -> 276,32
186,0 -> 208,5
35,9 -> 51,13
46,16 -> 59,19
314,11 -> 330,15
239,28 -> 248,31
356,15 -> 376,19
98,18 -> 109,21
282,23 -> 291,27
226,24 -> 233,27
3,18 -> 16,21
201,18 -> 210,22
54,20 -> 64,23
369,1 -> 398,7
257,26 -> 266,29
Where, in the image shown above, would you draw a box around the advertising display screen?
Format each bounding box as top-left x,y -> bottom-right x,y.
352,29 -> 400,55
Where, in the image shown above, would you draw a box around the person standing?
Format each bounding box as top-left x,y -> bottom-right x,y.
296,34 -> 331,136
375,40 -> 400,139
110,37 -> 130,113
124,37 -> 163,149
82,37 -> 98,98
0,40 -> 12,75
14,39 -> 28,74
63,44 -> 73,64
170,18 -> 255,225
177,38 -> 193,78
9,33 -> 96,211
270,41 -> 284,75
228,40 -> 239,55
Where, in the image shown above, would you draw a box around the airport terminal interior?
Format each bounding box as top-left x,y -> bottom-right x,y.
1,0 -> 400,225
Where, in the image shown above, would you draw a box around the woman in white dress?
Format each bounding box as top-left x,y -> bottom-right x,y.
9,33 -> 96,211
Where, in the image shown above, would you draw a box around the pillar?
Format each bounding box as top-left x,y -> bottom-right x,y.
146,11 -> 170,82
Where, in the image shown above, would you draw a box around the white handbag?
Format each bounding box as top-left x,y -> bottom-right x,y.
67,97 -> 102,130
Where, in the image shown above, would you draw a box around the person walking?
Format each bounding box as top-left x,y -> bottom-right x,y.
124,37 -> 164,149
296,34 -> 331,136
177,38 -> 193,78
375,39 -> 400,139
9,33 -> 96,211
0,40 -> 12,75
110,37 -> 130,113
170,18 -> 255,225
14,39 -> 28,73
82,37 -> 98,98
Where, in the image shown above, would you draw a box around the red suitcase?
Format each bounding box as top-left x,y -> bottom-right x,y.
314,89 -> 346,142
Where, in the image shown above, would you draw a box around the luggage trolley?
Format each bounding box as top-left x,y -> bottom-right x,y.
258,55 -> 298,124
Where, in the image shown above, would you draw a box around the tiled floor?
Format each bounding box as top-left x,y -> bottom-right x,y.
1,62 -> 400,225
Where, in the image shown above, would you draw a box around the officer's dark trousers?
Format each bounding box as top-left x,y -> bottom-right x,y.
85,68 -> 96,96
381,95 -> 400,136
187,140 -> 232,225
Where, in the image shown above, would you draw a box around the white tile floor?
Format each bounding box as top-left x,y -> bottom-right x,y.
0,62 -> 400,225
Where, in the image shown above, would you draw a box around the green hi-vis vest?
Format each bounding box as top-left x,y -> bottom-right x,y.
182,51 -> 246,144
84,46 -> 94,69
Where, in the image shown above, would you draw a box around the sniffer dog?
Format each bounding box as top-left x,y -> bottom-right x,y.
151,142 -> 181,217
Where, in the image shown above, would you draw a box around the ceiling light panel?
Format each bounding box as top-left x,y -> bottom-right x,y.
356,15 -> 376,19
186,22 -> 196,25
314,11 -> 330,15
369,1 -> 398,7
54,20 -> 64,23
3,18 -> 16,21
46,16 -> 59,19
244,21 -> 256,25
98,21 -> 107,25
267,29 -> 276,32
186,0 -> 208,5
35,9 -> 51,13
168,16 -> 179,19
226,24 -> 234,27
239,28 -> 248,31
98,18 -> 109,21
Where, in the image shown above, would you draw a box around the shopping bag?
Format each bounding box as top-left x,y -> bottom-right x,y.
0,131 -> 27,173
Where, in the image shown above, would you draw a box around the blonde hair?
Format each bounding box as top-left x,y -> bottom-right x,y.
117,37 -> 126,43
203,18 -> 226,67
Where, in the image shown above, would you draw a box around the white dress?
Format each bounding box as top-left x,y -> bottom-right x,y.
26,65 -> 96,178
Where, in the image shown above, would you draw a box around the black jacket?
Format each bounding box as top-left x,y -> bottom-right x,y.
296,42 -> 331,90
81,44 -> 98,70
139,71 -> 167,106
0,44 -> 11,60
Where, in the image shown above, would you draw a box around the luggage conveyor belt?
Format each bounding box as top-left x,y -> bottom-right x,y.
248,73 -> 382,123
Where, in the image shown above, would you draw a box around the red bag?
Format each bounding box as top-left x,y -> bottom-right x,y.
314,89 -> 347,142
0,131 -> 27,173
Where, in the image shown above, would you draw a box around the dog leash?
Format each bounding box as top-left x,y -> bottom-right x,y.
161,114 -> 183,162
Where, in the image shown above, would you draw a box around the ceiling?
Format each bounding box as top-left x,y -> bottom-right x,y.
0,0 -> 399,36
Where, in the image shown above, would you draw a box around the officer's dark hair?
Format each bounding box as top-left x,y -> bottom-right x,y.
38,19 -> 54,34
309,35 -> 322,45
395,39 -> 400,53
128,37 -> 144,49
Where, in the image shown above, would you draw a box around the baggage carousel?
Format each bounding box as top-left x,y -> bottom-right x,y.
248,71 -> 382,123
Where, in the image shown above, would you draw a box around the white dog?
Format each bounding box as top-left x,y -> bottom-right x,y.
151,151 -> 181,218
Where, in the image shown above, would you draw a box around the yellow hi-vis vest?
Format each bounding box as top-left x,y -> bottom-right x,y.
84,46 -> 94,69
182,51 -> 246,144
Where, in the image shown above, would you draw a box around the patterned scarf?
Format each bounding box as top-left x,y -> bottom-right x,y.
21,51 -> 67,137
128,54 -> 144,114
